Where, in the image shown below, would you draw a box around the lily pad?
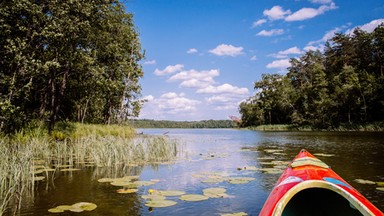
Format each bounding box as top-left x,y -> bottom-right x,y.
72,202 -> 97,211
145,200 -> 177,208
117,188 -> 138,194
376,182 -> 384,187
56,205 -> 72,211
376,187 -> 384,192
221,212 -> 248,216
48,208 -> 64,213
179,194 -> 209,202
158,190 -> 186,196
98,178 -> 115,183
202,178 -> 224,183
227,177 -> 255,184
133,180 -> 156,187
354,179 -> 376,185
203,187 -> 229,198
313,153 -> 335,157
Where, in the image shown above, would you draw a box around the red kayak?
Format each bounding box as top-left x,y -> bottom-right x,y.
259,149 -> 384,216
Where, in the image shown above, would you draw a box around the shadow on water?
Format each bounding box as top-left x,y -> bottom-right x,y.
16,129 -> 384,215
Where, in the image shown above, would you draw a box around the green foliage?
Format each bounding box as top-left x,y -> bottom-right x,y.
0,0 -> 144,134
240,24 -> 384,129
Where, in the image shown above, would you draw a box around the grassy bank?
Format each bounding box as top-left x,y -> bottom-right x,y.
249,123 -> 384,131
0,123 -> 179,215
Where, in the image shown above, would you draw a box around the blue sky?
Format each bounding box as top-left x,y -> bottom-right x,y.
126,0 -> 384,121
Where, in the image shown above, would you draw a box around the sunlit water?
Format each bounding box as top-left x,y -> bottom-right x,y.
17,129 -> 384,215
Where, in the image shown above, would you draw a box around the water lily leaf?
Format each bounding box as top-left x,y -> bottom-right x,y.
258,157 -> 275,160
227,177 -> 255,184
56,205 -> 72,211
117,188 -> 138,194
202,178 -> 224,183
376,182 -> 384,187
68,207 -> 83,212
98,178 -> 115,183
48,208 -> 64,213
123,175 -> 140,180
179,194 -> 209,202
145,200 -> 177,208
376,187 -> 384,192
221,212 -> 248,216
313,153 -> 335,157
133,180 -> 156,187
354,179 -> 376,184
203,187 -> 229,198
265,149 -> 283,153
158,190 -> 186,196
72,202 -> 97,211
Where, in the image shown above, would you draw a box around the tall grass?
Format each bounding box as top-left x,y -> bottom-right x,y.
0,123 -> 179,215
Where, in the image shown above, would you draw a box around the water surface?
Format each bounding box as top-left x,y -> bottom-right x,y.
19,129 -> 384,215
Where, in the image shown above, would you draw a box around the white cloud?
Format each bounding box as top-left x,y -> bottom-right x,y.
142,95 -> 154,102
250,55 -> 257,61
263,6 -> 291,20
303,45 -> 322,52
187,48 -> 198,54
346,19 -> 384,34
257,29 -> 284,36
197,83 -> 249,95
266,59 -> 291,70
310,0 -> 333,4
279,46 -> 303,55
144,60 -> 156,65
168,69 -> 219,88
252,19 -> 267,28
285,3 -> 337,22
209,44 -> 244,57
154,64 -> 184,76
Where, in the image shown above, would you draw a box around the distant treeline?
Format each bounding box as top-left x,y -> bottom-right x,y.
240,24 -> 384,129
130,119 -> 237,128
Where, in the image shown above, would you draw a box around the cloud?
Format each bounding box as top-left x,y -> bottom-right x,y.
168,69 -> 219,88
250,55 -> 257,61
266,59 -> 291,70
269,47 -> 303,58
144,60 -> 156,65
257,29 -> 284,36
154,64 -> 184,76
209,44 -> 244,57
142,95 -> 154,102
187,48 -> 198,54
285,3 -> 337,21
263,6 -> 291,20
252,19 -> 267,28
346,19 -> 384,34
143,92 -> 201,115
310,0 -> 333,4
196,83 -> 249,95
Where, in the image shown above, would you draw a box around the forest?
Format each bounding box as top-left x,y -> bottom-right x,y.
130,119 -> 236,129
0,0 -> 144,134
239,24 -> 384,129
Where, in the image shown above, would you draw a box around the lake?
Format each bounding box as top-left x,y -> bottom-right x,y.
18,129 -> 384,215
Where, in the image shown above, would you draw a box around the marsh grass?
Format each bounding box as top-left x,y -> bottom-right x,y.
0,123 -> 179,215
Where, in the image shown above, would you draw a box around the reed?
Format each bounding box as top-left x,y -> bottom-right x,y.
0,123 -> 179,215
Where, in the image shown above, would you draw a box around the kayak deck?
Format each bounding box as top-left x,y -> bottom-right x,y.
259,149 -> 384,216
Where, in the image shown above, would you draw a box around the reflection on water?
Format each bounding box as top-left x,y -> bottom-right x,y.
17,129 -> 384,215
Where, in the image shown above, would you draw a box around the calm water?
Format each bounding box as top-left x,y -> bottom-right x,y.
18,129 -> 384,215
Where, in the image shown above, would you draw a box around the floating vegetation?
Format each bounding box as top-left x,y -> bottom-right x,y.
157,190 -> 186,196
133,180 -> 156,187
179,194 -> 209,202
237,166 -> 259,171
203,187 -> 229,198
145,200 -> 177,208
313,153 -> 335,157
142,194 -> 167,201
227,177 -> 255,184
97,178 -> 115,183
264,149 -> 283,153
354,179 -> 376,185
48,202 -> 97,213
376,187 -> 384,192
221,212 -> 248,216
116,188 -> 138,194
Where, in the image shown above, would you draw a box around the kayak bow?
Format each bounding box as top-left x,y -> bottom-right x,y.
259,149 -> 384,216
